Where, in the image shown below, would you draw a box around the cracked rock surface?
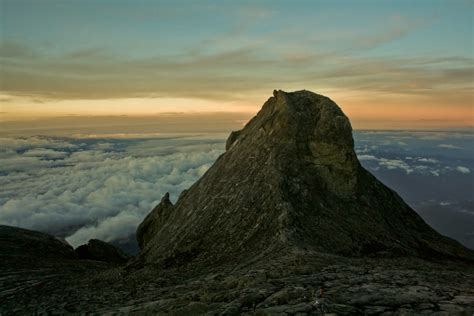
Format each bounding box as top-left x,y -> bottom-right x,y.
1,251 -> 473,315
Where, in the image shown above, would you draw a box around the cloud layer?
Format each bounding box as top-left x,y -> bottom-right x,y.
1,130 -> 472,251
355,130 -> 474,177
0,135 -> 225,247
2,39 -> 472,104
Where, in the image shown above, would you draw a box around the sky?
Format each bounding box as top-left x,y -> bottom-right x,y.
0,0 -> 473,129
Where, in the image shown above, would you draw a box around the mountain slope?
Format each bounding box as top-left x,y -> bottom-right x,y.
137,90 -> 474,267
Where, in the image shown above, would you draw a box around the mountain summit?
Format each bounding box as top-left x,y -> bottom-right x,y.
136,90 -> 473,267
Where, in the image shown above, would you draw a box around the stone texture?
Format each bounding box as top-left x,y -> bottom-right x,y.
3,253 -> 473,314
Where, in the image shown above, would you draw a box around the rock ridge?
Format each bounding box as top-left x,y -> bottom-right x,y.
136,90 -> 474,268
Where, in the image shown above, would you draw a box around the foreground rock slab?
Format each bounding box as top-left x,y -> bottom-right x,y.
1,252 -> 473,314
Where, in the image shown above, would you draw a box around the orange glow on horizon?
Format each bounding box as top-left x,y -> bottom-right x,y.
1,91 -> 472,130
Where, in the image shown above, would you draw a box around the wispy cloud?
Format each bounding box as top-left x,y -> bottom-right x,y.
352,15 -> 425,49
0,40 -> 38,58
2,39 -> 472,103
456,166 -> 471,174
438,144 -> 462,149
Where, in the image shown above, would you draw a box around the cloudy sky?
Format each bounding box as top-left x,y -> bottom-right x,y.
1,0 -> 473,129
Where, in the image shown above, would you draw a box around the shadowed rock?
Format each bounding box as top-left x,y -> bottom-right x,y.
0,225 -> 77,260
136,192 -> 174,250
136,90 -> 474,268
75,239 -> 130,264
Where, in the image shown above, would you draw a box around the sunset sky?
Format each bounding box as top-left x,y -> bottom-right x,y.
1,0 -> 473,129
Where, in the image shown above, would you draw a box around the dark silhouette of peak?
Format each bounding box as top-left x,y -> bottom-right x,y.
136,90 -> 474,268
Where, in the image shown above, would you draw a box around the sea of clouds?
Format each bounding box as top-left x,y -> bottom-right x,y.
0,135 -> 226,248
0,130 -> 473,251
354,130 -> 473,177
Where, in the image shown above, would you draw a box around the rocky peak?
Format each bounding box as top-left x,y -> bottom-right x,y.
136,192 -> 174,250
135,90 -> 474,268
227,90 -> 358,197
160,192 -> 172,206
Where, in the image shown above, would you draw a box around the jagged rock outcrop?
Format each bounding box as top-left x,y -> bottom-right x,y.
136,90 -> 474,267
75,239 -> 130,264
136,192 -> 173,250
0,225 -> 77,260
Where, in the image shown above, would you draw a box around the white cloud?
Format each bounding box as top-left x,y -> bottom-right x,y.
0,136 -> 224,247
91,142 -> 115,150
378,158 -> 413,174
0,156 -> 56,172
0,136 -> 77,151
456,166 -> 471,174
438,144 -> 462,149
66,211 -> 140,247
357,154 -> 378,161
23,148 -> 69,159
358,153 -> 447,176
417,158 -> 438,163
430,170 -> 440,177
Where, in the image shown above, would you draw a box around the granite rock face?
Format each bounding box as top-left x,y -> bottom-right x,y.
137,90 -> 474,267
75,239 -> 130,264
